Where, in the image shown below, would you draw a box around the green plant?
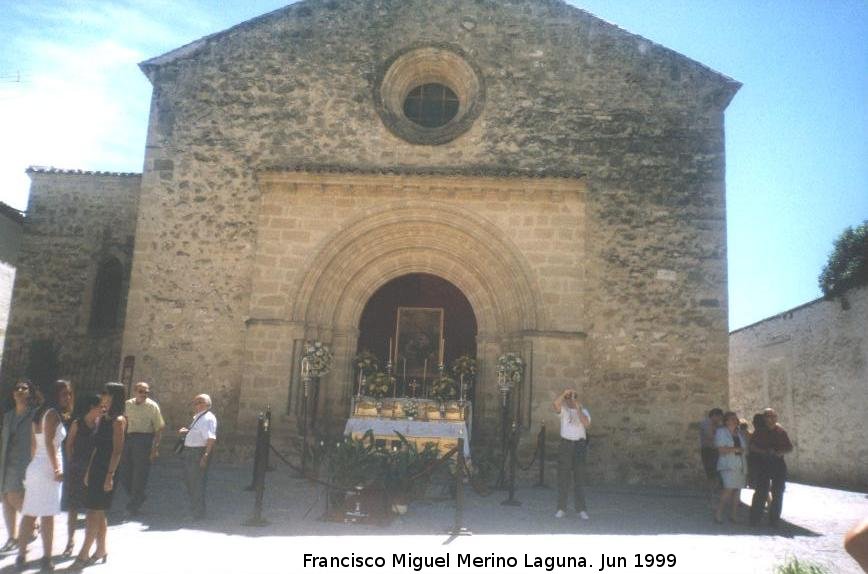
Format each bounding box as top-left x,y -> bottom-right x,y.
774,558 -> 829,574
352,350 -> 379,377
430,375 -> 457,401
383,432 -> 438,502
818,221 -> 868,297
451,355 -> 477,381
364,372 -> 393,399
497,352 -> 525,385
325,431 -> 387,490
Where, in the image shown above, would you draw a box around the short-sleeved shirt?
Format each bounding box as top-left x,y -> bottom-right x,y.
125,398 -> 165,434
184,411 -> 217,447
559,406 -> 591,440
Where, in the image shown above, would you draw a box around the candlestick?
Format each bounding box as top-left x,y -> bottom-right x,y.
422,359 -> 428,399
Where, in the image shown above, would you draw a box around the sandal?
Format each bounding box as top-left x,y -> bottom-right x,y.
0,538 -> 17,552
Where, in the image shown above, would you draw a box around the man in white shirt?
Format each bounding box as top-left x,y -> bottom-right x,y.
178,394 -> 217,520
553,388 -> 591,519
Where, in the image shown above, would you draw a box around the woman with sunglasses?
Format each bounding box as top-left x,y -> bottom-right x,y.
0,380 -> 37,553
72,382 -> 126,568
16,379 -> 73,571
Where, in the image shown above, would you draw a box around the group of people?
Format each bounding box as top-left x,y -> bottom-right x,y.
0,379 -> 217,570
700,407 -> 793,526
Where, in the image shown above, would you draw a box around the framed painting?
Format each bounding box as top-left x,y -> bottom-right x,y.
395,307 -> 444,377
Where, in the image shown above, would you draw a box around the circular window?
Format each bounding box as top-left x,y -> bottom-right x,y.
374,45 -> 485,145
403,83 -> 459,128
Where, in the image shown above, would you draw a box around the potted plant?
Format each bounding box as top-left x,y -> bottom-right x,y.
384,432 -> 438,514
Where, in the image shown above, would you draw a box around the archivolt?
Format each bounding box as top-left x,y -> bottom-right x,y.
292,201 -> 542,337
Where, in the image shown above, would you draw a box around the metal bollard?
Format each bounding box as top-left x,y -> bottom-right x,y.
243,413 -> 270,526
502,422 -> 521,506
245,411 -> 265,491
446,437 -> 472,540
265,405 -> 275,472
535,423 -> 548,488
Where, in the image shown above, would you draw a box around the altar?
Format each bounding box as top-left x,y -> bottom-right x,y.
344,399 -> 472,458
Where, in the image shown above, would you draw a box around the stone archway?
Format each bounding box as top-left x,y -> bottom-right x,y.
291,200 -> 543,434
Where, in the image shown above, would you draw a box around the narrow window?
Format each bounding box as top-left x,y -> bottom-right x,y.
89,258 -> 123,332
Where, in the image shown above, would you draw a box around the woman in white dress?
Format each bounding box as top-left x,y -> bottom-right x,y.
16,380 -> 72,572
713,411 -> 749,524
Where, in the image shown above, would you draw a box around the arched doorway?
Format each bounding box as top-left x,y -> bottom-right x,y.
357,273 -> 478,397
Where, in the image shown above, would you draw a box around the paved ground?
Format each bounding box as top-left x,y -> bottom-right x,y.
0,458 -> 863,573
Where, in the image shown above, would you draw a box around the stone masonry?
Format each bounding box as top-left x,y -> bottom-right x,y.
730,285 -> 868,489
1,169 -> 140,393
118,0 -> 738,485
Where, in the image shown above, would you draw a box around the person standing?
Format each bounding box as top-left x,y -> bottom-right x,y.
72,382 -> 127,568
699,408 -> 724,502
553,388 -> 591,519
16,380 -> 72,571
713,411 -> 748,524
749,407 -> 793,527
61,394 -> 101,558
121,382 -> 165,515
0,380 -> 37,553
178,394 -> 217,520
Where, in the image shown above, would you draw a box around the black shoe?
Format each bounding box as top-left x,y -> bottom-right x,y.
40,556 -> 54,571
0,538 -> 17,553
15,555 -> 26,571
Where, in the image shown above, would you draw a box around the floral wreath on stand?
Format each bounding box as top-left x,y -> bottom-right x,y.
302,340 -> 334,378
496,352 -> 525,386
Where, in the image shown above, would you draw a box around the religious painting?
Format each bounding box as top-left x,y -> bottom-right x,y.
395,307 -> 444,377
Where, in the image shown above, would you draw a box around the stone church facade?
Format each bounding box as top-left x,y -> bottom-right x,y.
3,0 -> 738,484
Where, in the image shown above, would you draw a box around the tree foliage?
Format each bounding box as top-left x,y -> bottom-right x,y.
818,221 -> 868,297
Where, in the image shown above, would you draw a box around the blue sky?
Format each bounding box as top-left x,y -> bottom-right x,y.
0,1 -> 865,330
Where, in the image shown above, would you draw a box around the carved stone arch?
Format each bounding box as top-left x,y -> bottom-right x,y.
292,201 -> 543,337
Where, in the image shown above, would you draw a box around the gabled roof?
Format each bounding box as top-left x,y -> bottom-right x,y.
139,0 -> 739,96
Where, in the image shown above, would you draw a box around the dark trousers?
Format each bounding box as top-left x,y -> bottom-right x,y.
557,438 -> 587,512
121,433 -> 154,511
183,447 -> 210,518
750,456 -> 787,525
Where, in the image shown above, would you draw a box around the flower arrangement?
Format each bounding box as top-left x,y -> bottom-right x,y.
496,352 -> 525,385
364,372 -> 393,399
302,340 -> 333,377
451,355 -> 477,381
430,375 -> 458,401
352,350 -> 379,377
404,400 -> 419,419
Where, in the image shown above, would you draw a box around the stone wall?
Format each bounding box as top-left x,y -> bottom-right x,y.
122,0 -> 737,483
1,169 -> 140,395
730,286 -> 868,489
0,204 -> 23,368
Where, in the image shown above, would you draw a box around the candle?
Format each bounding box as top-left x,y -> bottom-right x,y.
439,338 -> 445,365
388,338 -> 393,364
357,370 -> 363,398
402,358 -> 407,390
301,357 -> 310,378
422,358 -> 428,398
460,373 -> 464,399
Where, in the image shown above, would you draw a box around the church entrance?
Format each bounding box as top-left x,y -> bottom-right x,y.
356,273 -> 478,399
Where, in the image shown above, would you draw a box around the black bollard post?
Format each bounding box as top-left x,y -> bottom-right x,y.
445,437 -> 472,541
243,413 -> 270,526
502,422 -> 521,506
535,423 -> 548,488
265,405 -> 275,472
245,410 -> 265,491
